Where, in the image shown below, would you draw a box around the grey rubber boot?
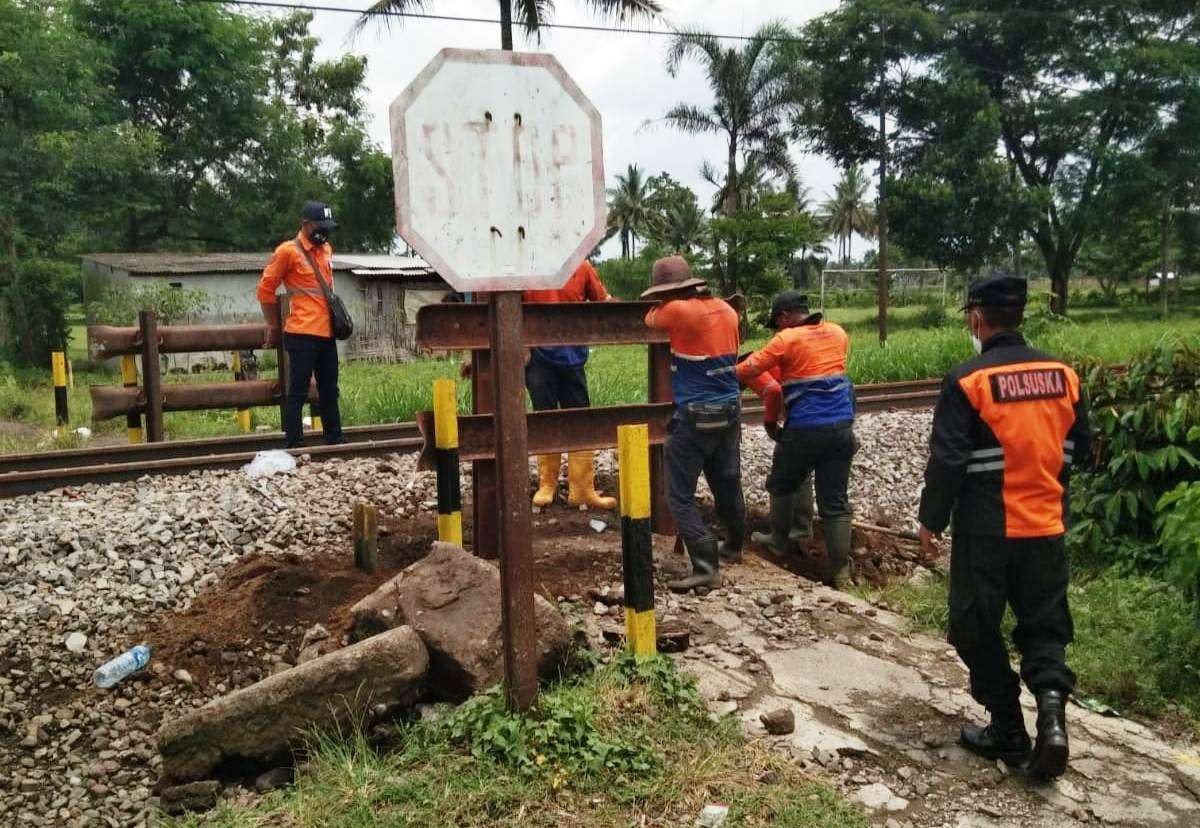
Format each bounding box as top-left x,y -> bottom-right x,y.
667,537 -> 722,592
751,495 -> 797,556
790,478 -> 815,542
823,516 -> 853,589
719,512 -> 746,563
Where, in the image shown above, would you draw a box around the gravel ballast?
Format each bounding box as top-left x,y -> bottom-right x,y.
0,410 -> 932,824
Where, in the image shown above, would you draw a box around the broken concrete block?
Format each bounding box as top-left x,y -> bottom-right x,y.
157,625 -> 428,784
349,542 -> 572,699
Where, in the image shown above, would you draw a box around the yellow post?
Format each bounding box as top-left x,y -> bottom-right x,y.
433,378 -> 463,546
121,355 -> 143,444
618,423 -> 656,658
231,351 -> 252,434
51,351 -> 68,426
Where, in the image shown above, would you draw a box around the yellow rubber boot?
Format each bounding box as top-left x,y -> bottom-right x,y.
533,454 -> 562,507
567,451 -> 616,510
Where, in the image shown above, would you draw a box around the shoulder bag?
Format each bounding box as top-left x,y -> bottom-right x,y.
294,240 -> 354,340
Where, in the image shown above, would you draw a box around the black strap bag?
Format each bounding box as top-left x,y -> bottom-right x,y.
294,240 -> 354,340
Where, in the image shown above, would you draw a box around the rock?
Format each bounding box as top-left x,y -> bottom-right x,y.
759,708 -> 796,736
593,601 -> 610,617
299,623 -> 329,650
64,631 -> 88,653
254,766 -> 294,793
855,783 -> 909,812
347,543 -> 571,699
157,626 -> 428,784
160,780 -> 220,815
173,669 -> 194,686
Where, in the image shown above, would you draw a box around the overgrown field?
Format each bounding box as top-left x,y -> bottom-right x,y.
4,305 -> 1200,454
167,654 -> 866,828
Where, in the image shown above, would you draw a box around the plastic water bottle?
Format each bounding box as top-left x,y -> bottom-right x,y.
93,644 -> 152,689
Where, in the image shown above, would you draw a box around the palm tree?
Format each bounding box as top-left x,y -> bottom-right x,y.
659,23 -> 796,291
606,164 -> 658,259
823,165 -> 875,266
355,0 -> 661,50
660,199 -> 707,255
660,23 -> 796,218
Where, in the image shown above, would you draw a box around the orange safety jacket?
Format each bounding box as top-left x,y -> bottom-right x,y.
522,261 -> 610,368
644,296 -> 740,407
741,363 -> 784,425
918,331 -> 1091,538
256,234 -> 335,338
735,315 -> 854,427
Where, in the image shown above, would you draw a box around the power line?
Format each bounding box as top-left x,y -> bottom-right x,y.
187,0 -> 1188,115
190,0 -> 783,43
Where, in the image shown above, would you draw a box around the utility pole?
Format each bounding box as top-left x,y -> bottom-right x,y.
1161,195 -> 1171,317
876,22 -> 889,345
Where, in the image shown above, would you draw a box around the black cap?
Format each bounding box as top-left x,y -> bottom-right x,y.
766,290 -> 810,328
962,274 -> 1027,310
300,200 -> 338,230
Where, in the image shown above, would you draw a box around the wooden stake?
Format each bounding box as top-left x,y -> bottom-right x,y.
353,502 -> 378,573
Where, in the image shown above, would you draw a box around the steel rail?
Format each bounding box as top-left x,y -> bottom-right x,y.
0,378 -> 941,497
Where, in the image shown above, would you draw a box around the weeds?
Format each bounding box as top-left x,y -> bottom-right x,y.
167,655 -> 866,828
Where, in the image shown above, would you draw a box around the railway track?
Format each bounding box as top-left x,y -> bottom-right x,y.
0,378 -> 941,497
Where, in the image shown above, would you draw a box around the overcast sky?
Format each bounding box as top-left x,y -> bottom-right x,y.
292,0 -> 869,258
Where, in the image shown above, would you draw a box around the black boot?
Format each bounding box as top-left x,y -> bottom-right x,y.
719,513 -> 746,563
790,478 -> 815,542
1029,690 -> 1069,780
959,700 -> 1032,766
751,495 -> 797,556
666,538 -> 722,592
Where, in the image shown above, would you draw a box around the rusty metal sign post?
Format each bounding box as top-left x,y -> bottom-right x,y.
391,49 -> 606,710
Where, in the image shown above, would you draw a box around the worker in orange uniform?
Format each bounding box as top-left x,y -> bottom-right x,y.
523,260 -> 616,510
643,256 -> 744,591
739,292 -> 817,555
257,200 -> 345,448
736,290 -> 856,588
918,274 -> 1089,780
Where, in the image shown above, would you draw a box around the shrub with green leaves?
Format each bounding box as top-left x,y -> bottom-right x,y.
88,282 -> 211,326
1069,336 -> 1200,572
1156,482 -> 1200,606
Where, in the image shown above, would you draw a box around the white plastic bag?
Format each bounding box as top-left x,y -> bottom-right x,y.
243,449 -> 297,479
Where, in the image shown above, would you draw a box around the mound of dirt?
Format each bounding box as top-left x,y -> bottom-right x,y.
141,515 -> 437,689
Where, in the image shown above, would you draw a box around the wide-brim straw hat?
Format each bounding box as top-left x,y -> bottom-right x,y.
640,255 -> 708,299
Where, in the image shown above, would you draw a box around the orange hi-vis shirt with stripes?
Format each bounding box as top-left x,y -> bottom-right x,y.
256,234 -> 335,338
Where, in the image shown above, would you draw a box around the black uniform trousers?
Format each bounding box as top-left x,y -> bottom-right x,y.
665,411 -> 745,548
524,356 -> 590,411
283,332 -> 344,448
764,422 -> 857,519
949,531 -> 1076,712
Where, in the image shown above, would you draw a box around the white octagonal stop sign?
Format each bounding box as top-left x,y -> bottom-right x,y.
390,49 -> 606,293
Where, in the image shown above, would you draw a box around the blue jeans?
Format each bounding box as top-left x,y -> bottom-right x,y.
664,409 -> 745,547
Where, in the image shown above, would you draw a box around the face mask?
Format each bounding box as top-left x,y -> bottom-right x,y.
309,227 -> 329,246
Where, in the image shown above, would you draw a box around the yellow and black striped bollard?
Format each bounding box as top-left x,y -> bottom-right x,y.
433,378 -> 462,546
618,423 -> 656,658
122,355 -> 143,443
310,403 -> 323,435
51,351 -> 69,426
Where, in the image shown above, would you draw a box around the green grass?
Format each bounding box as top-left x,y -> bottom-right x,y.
5,304 -> 1200,454
856,568 -> 1200,729
165,655 -> 866,828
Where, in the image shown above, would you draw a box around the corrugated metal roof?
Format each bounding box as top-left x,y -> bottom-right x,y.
82,252 -> 438,278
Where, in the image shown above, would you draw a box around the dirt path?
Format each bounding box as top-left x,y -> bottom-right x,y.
635,553 -> 1200,827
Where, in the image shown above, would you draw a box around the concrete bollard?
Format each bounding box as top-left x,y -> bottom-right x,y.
51,351 -> 68,426
433,378 -> 462,546
618,423 -> 655,658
